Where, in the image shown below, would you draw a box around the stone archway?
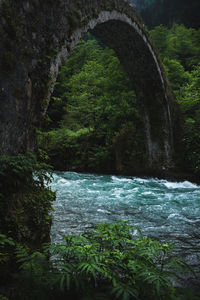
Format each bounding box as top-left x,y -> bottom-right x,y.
0,0 -> 177,171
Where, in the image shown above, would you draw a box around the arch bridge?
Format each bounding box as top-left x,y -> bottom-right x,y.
0,0 -> 179,171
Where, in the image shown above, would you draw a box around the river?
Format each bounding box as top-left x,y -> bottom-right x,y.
50,171 -> 200,290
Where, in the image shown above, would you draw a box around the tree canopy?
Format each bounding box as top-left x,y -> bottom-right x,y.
39,38 -> 145,174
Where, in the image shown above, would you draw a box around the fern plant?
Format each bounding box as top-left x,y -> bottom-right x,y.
0,234 -> 15,264
13,221 -> 196,300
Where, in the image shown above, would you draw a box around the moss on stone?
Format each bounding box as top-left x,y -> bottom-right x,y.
66,13 -> 80,30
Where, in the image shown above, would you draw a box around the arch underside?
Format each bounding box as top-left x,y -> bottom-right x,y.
91,19 -> 173,169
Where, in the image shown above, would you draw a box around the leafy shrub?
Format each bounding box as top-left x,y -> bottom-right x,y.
178,65 -> 200,173
14,222 -> 192,300
0,234 -> 15,264
0,154 -> 55,296
0,295 -> 9,300
0,153 -> 55,245
0,153 -> 52,195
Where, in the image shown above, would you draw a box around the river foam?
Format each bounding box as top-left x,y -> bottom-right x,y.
50,172 -> 200,289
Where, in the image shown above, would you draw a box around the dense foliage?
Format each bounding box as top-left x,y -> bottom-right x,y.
1,222 -> 196,300
40,23 -> 200,175
137,0 -> 200,29
150,24 -> 200,173
39,38 -> 146,174
0,153 -> 51,195
0,153 -> 55,287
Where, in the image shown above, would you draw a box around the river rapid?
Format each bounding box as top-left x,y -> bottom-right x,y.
50,171 -> 200,290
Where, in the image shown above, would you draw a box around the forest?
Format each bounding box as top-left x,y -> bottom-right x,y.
0,0 -> 200,299
39,23 -> 200,176
131,0 -> 200,29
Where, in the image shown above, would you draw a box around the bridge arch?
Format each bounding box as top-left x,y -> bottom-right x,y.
0,0 -> 177,171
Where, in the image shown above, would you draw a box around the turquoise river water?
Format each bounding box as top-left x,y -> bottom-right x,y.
50,171 -> 200,289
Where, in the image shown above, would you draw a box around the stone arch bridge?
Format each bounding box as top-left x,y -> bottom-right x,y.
0,0 -> 179,172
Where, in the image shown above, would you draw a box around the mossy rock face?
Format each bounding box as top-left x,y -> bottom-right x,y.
0,0 -> 178,171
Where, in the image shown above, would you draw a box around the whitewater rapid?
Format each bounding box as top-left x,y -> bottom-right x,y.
50,172 -> 200,289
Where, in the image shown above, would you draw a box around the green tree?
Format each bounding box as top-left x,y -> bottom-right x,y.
150,24 -> 200,173
140,0 -> 200,29
40,38 -> 145,173
163,57 -> 191,92
178,65 -> 200,172
150,24 -> 200,70
150,25 -> 170,59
